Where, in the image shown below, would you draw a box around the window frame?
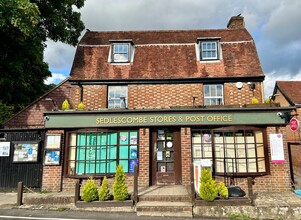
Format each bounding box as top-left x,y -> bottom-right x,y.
203,84 -> 224,106
112,43 -> 130,63
107,85 -> 128,109
109,40 -> 134,64
65,129 -> 139,178
191,126 -> 270,177
197,38 -> 221,61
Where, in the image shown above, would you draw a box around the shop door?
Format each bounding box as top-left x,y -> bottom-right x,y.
151,129 -> 181,185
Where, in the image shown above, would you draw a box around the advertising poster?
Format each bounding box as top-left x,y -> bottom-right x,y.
13,143 -> 38,162
44,150 -> 60,165
0,142 -> 10,157
270,134 -> 285,163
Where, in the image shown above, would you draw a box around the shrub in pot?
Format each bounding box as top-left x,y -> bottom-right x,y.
99,176 -> 111,201
113,165 -> 129,201
82,177 -> 99,202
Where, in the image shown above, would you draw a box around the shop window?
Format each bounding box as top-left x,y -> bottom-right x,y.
108,86 -> 128,108
192,128 -> 268,176
67,129 -> 138,176
204,84 -> 224,105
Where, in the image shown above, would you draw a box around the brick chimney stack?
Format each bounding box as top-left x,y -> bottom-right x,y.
227,16 -> 245,29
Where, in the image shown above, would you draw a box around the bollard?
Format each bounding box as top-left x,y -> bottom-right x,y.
17,182 -> 23,206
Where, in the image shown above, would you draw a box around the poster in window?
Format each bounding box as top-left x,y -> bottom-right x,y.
270,134 -> 285,163
0,142 -> 10,157
13,143 -> 38,162
130,135 -> 137,145
44,150 -> 60,165
130,146 -> 137,159
45,134 -> 61,149
129,159 -> 138,173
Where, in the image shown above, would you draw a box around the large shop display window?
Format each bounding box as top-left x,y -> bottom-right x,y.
67,129 -> 138,176
192,127 -> 268,176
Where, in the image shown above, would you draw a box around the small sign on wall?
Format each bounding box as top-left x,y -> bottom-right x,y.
0,142 -> 10,157
270,134 -> 285,163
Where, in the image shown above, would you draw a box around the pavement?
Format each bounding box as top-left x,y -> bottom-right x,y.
1,187 -> 301,219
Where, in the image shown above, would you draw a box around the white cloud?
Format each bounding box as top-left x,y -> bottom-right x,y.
264,69 -> 301,98
43,0 -> 301,90
44,73 -> 67,85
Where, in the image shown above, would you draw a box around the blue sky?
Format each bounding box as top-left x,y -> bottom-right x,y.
44,0 -> 301,98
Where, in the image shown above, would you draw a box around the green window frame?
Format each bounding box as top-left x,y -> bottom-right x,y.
191,127 -> 268,177
67,129 -> 138,177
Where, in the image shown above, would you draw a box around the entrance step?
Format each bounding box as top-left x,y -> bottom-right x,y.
136,185 -> 193,217
136,201 -> 193,218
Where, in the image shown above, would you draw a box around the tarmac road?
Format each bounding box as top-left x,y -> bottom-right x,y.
0,208 -> 226,220
0,209 -> 211,220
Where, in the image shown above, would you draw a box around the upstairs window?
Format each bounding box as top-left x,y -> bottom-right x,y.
201,41 -> 217,60
108,86 -> 128,109
113,44 -> 129,62
109,40 -> 134,63
196,37 -> 221,61
204,84 -> 224,105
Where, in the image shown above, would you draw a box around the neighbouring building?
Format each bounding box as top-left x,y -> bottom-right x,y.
0,16 -> 295,193
271,81 -> 301,185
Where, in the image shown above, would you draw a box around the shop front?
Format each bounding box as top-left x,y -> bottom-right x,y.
44,107 -> 292,192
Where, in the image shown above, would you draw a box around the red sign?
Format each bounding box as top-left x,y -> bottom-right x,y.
290,118 -> 299,131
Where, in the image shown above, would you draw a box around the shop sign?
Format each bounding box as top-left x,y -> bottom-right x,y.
290,118 -> 299,131
270,134 -> 285,163
45,111 -> 285,128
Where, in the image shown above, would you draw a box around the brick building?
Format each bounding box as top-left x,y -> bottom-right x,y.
0,16 -> 295,193
271,81 -> 301,184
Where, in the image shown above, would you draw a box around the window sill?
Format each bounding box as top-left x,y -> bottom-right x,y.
200,59 -> 221,63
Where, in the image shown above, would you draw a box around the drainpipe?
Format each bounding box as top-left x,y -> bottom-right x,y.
78,83 -> 83,102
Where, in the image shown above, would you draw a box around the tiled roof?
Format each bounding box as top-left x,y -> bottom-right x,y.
276,81 -> 301,105
70,26 -> 264,81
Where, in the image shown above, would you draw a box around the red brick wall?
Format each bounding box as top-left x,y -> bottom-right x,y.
42,130 -> 65,192
224,82 -> 263,105
252,126 -> 291,192
138,128 -> 150,187
181,127 -> 192,185
5,81 -> 73,129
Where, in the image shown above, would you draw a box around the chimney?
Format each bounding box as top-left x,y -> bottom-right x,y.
227,16 -> 245,29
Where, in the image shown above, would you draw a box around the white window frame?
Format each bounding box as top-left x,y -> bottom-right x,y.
112,43 -> 130,63
108,86 -> 128,109
196,38 -> 221,62
201,41 -> 218,60
203,84 -> 224,105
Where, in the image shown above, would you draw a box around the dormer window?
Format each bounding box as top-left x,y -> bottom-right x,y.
113,44 -> 129,62
109,40 -> 134,63
201,41 -> 217,60
196,37 -> 222,61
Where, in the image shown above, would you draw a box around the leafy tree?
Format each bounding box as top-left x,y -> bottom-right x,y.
0,0 -> 85,122
0,101 -> 14,126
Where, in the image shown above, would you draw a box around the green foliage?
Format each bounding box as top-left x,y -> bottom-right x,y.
265,97 -> 273,103
199,168 -> 218,202
251,97 -> 259,104
113,165 -> 129,201
0,0 -> 85,123
82,177 -> 99,202
62,99 -> 71,110
77,102 -> 85,110
99,176 -> 111,201
0,101 -> 14,126
218,182 -> 229,199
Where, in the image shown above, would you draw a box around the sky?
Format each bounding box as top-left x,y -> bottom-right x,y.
44,0 -> 301,98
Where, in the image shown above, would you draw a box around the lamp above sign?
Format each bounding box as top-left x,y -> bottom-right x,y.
290,118 -> 299,132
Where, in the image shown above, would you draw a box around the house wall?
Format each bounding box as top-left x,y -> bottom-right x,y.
69,82 -> 264,111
